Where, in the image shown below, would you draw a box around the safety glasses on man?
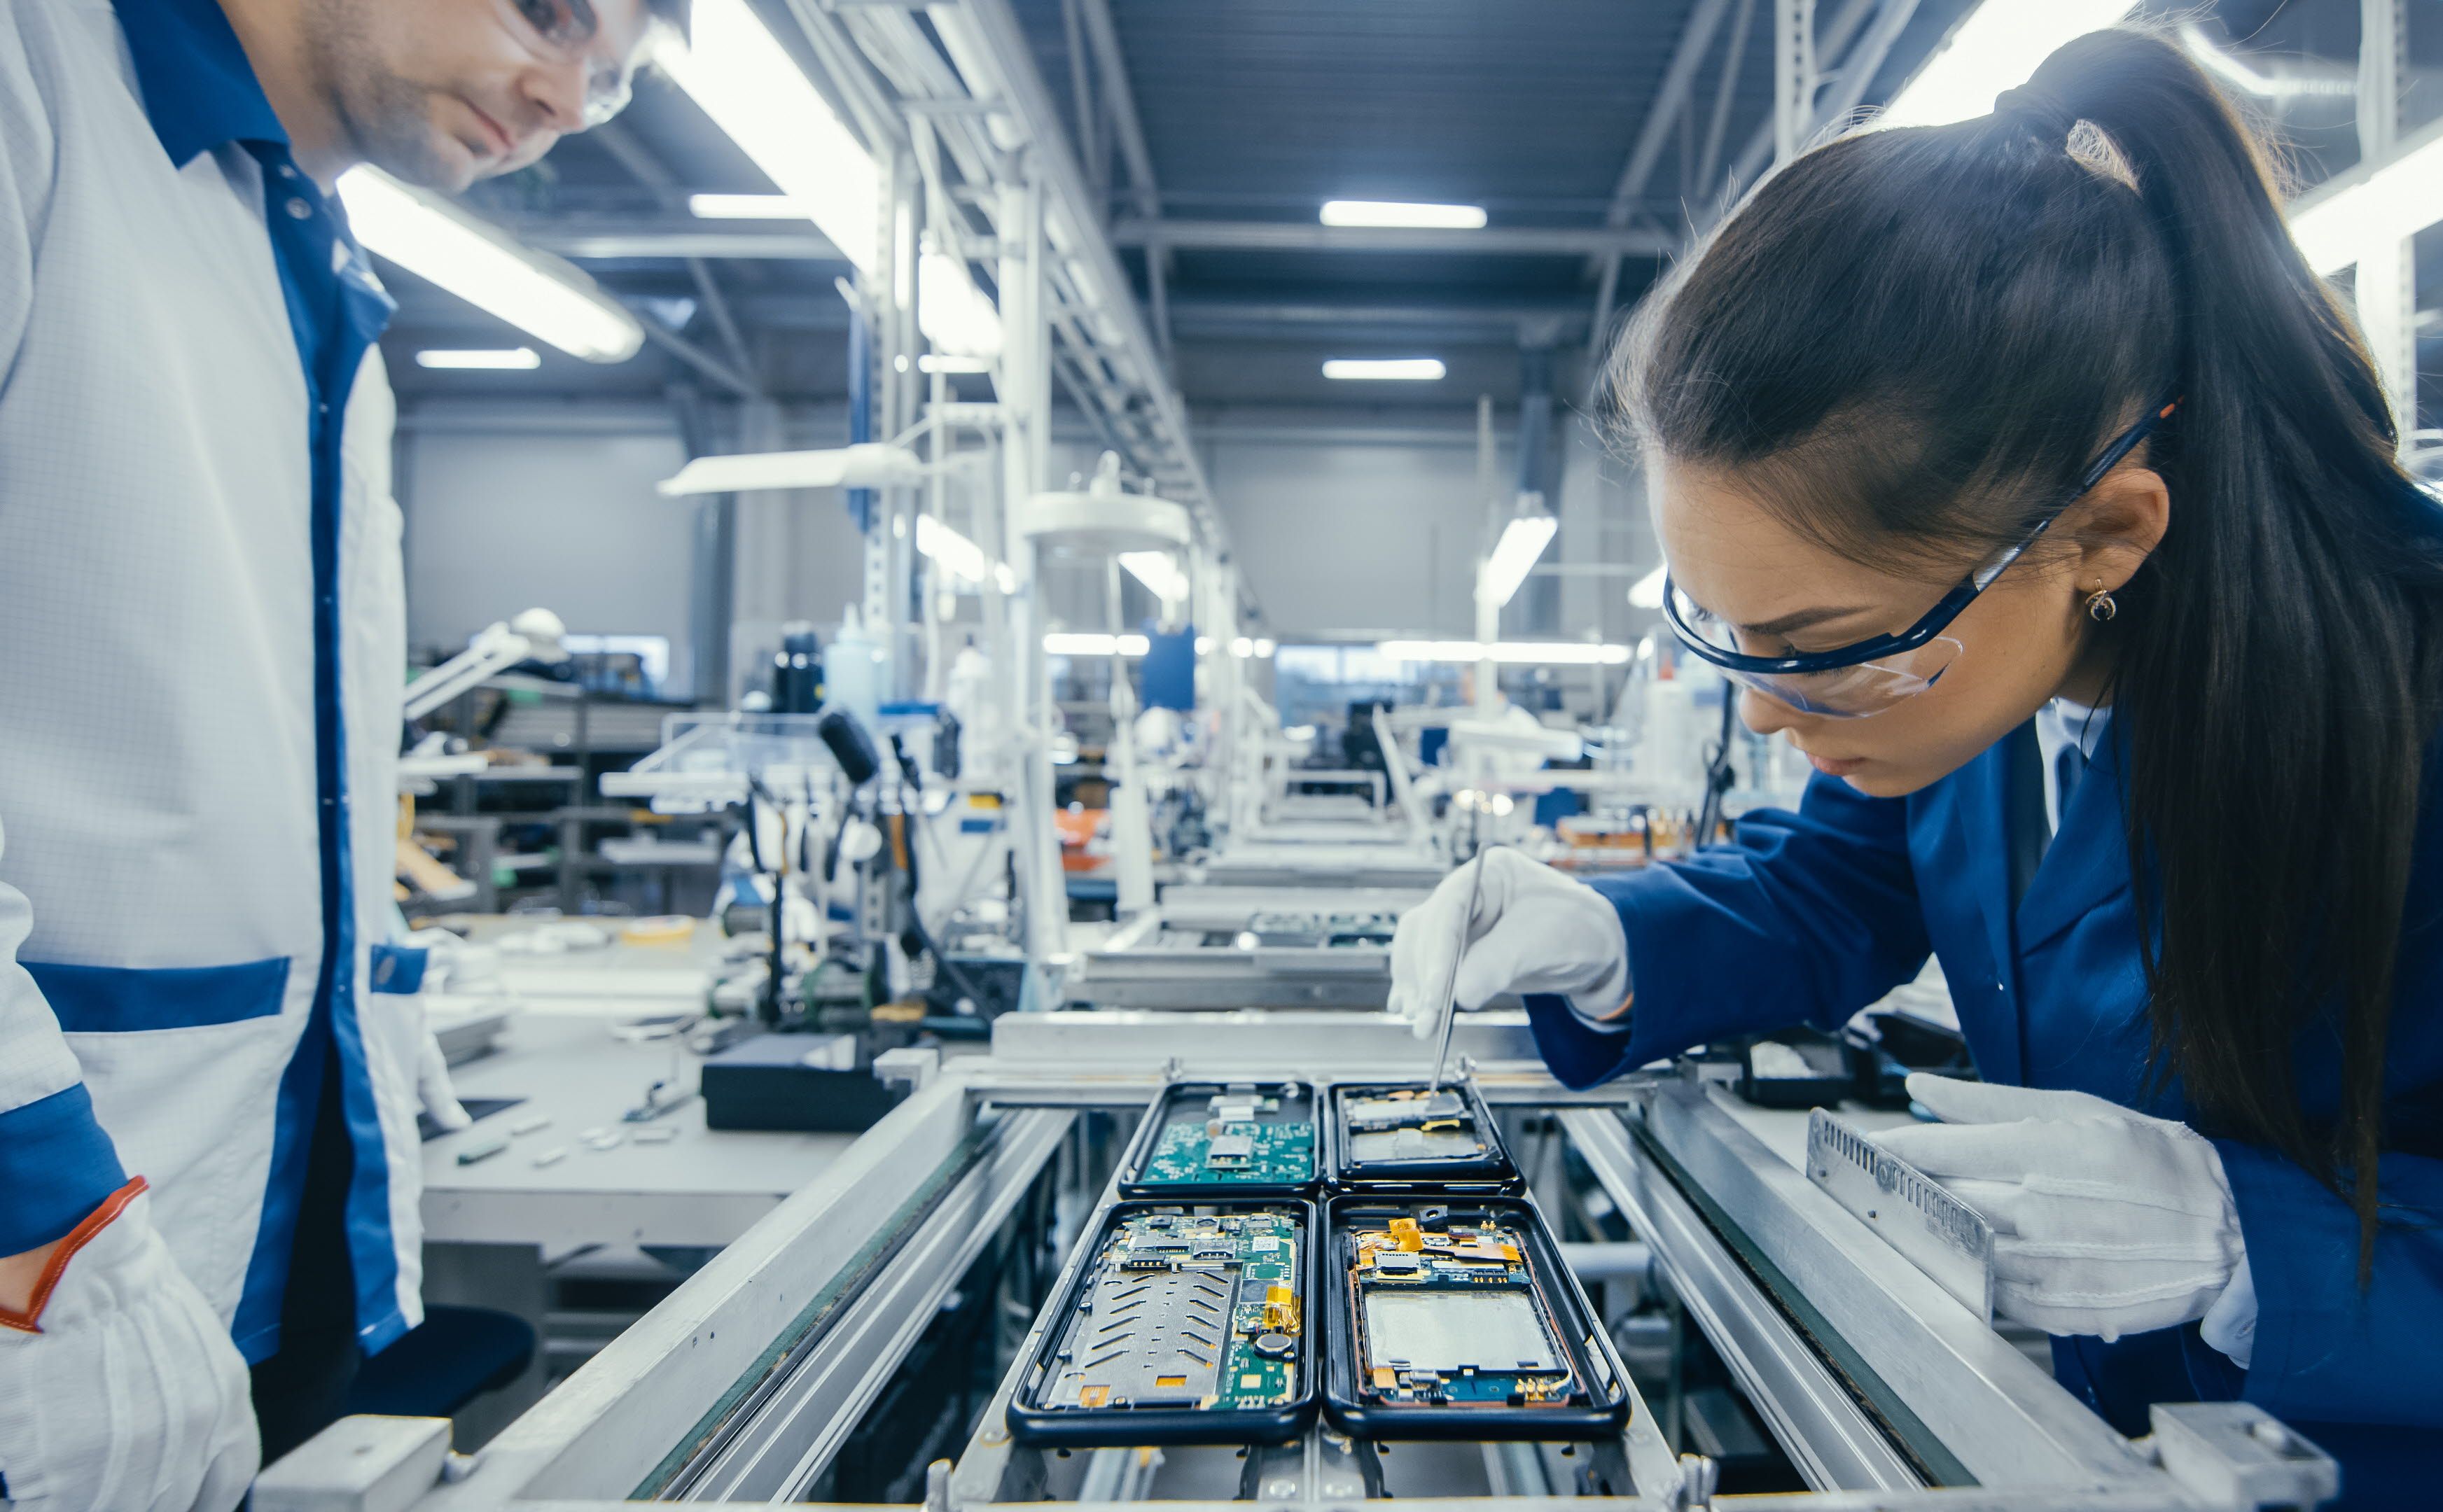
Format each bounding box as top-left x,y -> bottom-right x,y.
1661,398 -> 2178,719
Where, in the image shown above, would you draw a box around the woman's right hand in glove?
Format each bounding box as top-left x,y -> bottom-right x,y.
1386,849 -> 1631,1037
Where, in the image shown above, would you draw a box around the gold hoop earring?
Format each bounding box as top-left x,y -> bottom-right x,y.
2084,584 -> 2118,622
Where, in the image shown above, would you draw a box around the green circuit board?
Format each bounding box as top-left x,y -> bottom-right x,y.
1134,1085 -> 1314,1189
1037,1209 -> 1304,1414
1143,1119 -> 1315,1186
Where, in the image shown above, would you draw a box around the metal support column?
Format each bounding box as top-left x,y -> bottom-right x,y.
2358,0 -> 2418,451
1774,0 -> 1818,166
1001,170 -> 1067,961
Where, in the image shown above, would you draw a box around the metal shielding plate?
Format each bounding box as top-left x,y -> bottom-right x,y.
1048,1266 -> 1237,1408
1363,1289 -> 1561,1375
1350,1126 -> 1483,1163
1805,1110 -> 1994,1324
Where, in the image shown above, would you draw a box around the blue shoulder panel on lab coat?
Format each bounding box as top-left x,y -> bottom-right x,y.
1549,719 -> 2443,1499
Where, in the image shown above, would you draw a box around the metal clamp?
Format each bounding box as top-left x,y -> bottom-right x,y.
1662,1452 -> 1719,1512
2150,1402 -> 2339,1511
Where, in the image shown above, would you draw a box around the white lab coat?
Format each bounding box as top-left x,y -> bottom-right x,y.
0,0 -> 421,1362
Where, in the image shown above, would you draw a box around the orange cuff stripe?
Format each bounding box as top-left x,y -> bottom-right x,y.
0,1175 -> 148,1335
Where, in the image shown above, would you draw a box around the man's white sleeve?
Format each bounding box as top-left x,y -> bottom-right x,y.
0,5 -> 130,1258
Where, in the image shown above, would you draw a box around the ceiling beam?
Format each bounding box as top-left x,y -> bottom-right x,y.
1722,0 -> 1904,210
1076,0 -> 1161,224
1111,218 -> 1674,257
1594,0 -> 1739,261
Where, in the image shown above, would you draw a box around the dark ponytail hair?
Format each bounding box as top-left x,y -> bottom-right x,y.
1615,26 -> 2443,1272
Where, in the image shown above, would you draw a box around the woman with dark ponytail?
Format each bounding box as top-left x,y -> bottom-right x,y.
1387,25 -> 2443,1498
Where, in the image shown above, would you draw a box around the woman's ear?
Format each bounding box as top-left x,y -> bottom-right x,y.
2072,464 -> 2171,593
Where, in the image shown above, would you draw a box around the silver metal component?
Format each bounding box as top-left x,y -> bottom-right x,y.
1057,904 -> 1395,1010
875,1044 -> 943,1095
991,1006 -> 1545,1072
1805,1110 -> 1995,1323
1578,1082 -> 2166,1489
1668,1453 -> 1719,1512
253,1415 -> 450,1511
668,1107 -> 1072,1500
1561,1106 -> 1925,1492
2150,1403 -> 2340,1512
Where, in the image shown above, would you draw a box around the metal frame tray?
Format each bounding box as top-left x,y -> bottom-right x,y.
1320,1192 -> 1632,1441
1321,1079 -> 1520,1194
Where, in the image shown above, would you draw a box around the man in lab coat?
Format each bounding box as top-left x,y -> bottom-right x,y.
0,0 -> 678,1504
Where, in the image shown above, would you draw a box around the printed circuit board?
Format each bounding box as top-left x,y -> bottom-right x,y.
1136,1086 -> 1315,1189
1036,1209 -> 1304,1416
1345,1208 -> 1578,1409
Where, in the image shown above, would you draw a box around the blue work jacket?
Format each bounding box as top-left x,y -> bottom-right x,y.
1526,722 -> 2443,1504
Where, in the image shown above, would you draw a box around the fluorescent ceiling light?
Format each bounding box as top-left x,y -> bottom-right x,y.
1879,1 -> 2136,130
917,246 -> 1003,359
2290,122 -> 2443,275
2176,25 -> 2351,100
1045,632 -> 1151,657
1320,200 -> 1488,230
1478,512 -> 1559,608
337,169 -> 643,362
654,0 -> 880,276
689,192 -> 805,219
1254,638 -> 1276,657
919,354 -> 992,374
916,515 -> 1010,588
1322,358 -> 1447,382
657,442 -> 926,496
1118,550 -> 1189,604
1378,640 -> 1633,666
1230,636 -> 1255,658
1628,563 -> 1667,610
415,346 -> 540,370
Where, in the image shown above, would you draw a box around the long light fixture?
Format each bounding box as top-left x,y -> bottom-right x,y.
688,192 -> 804,219
915,514 -> 1014,591
1627,564 -> 1667,610
2178,24 -> 2353,100
1322,358 -> 1447,382
1118,550 -> 1189,604
1378,640 -> 1634,666
1045,632 -> 1153,657
415,347 -> 540,370
657,442 -> 926,496
1478,512 -> 1559,608
1879,1 -> 2136,130
654,0 -> 880,276
1320,200 -> 1488,230
2290,118 -> 2443,276
917,245 -> 1003,359
337,169 -> 643,362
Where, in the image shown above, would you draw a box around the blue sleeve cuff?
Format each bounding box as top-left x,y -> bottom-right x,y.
0,1083 -> 129,1253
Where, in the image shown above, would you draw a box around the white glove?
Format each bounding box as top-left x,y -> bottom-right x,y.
416,1030 -> 473,1133
1386,849 -> 1630,1039
0,1183 -> 258,1511
1872,1074 -> 2244,1341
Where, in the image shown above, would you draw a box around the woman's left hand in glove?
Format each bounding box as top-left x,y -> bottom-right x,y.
1872,1073 -> 2245,1341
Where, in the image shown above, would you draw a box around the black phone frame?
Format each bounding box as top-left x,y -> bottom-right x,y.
1116,1081 -> 1320,1198
1005,1198 -> 1323,1448
1321,1194 -> 1632,1441
1321,1079 -> 1519,1193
